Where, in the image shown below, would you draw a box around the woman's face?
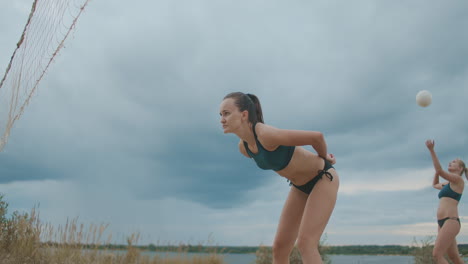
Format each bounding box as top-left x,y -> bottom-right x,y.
448,159 -> 463,174
219,98 -> 245,134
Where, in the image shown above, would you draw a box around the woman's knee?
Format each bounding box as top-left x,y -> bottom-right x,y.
432,247 -> 445,260
272,239 -> 293,258
296,236 -> 319,254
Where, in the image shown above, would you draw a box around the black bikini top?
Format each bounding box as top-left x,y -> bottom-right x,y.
243,123 -> 295,171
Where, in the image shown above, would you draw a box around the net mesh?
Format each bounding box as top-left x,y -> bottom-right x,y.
0,0 -> 91,151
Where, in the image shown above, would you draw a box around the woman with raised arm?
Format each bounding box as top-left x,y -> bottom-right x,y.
219,92 -> 339,264
426,139 -> 468,264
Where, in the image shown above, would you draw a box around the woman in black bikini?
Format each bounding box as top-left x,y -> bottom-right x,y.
426,139 -> 467,264
219,92 -> 339,264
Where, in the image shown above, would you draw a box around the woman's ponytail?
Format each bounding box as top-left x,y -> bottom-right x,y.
223,92 -> 264,124
246,93 -> 264,124
459,159 -> 468,180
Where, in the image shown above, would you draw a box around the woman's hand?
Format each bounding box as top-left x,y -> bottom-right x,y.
326,153 -> 336,165
425,139 -> 435,151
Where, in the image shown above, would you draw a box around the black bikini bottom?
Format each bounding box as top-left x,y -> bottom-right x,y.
438,217 -> 460,228
291,158 -> 334,195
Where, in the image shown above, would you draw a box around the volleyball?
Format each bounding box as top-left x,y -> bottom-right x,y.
416,90 -> 432,107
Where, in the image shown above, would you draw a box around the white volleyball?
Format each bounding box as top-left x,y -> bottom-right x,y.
416,90 -> 432,107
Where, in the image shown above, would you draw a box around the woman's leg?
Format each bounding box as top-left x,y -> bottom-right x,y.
272,186 -> 308,264
433,220 -> 461,264
296,171 -> 339,264
446,238 -> 465,264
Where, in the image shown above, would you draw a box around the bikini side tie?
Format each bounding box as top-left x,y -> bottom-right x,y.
317,169 -> 333,181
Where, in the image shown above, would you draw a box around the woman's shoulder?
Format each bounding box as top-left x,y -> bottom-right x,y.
254,123 -> 278,137
254,123 -> 278,144
255,123 -> 294,150
450,173 -> 465,184
450,177 -> 465,189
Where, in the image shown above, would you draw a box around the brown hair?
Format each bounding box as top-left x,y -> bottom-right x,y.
457,159 -> 468,180
223,92 -> 264,124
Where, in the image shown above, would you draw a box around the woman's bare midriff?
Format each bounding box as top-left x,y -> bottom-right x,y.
437,198 -> 459,219
275,146 -> 334,186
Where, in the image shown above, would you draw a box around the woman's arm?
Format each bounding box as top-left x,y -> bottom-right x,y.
426,140 -> 462,184
257,124 -> 327,158
432,172 -> 443,190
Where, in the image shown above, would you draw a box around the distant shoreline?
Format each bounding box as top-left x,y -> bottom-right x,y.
56,243 -> 468,256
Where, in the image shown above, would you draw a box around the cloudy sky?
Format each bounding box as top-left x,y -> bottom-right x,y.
1,0 -> 468,246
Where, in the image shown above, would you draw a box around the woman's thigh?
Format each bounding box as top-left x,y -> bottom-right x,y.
434,220 -> 461,254
273,186 -> 308,247
297,171 -> 339,242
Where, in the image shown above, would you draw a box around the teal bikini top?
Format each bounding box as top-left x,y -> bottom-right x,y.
439,183 -> 462,202
243,123 -> 295,171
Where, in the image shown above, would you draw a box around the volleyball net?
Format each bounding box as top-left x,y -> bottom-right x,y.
0,0 -> 91,151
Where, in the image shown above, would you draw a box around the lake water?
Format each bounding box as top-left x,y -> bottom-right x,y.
221,253 -> 468,264
327,255 -> 413,264
141,251 -> 415,263
224,253 -> 415,264
134,251 -> 468,264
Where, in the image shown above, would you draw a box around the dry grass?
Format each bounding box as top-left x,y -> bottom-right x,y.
412,236 -> 435,264
412,236 -> 462,264
0,194 -> 225,264
255,237 -> 331,264
1,193 -> 337,264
